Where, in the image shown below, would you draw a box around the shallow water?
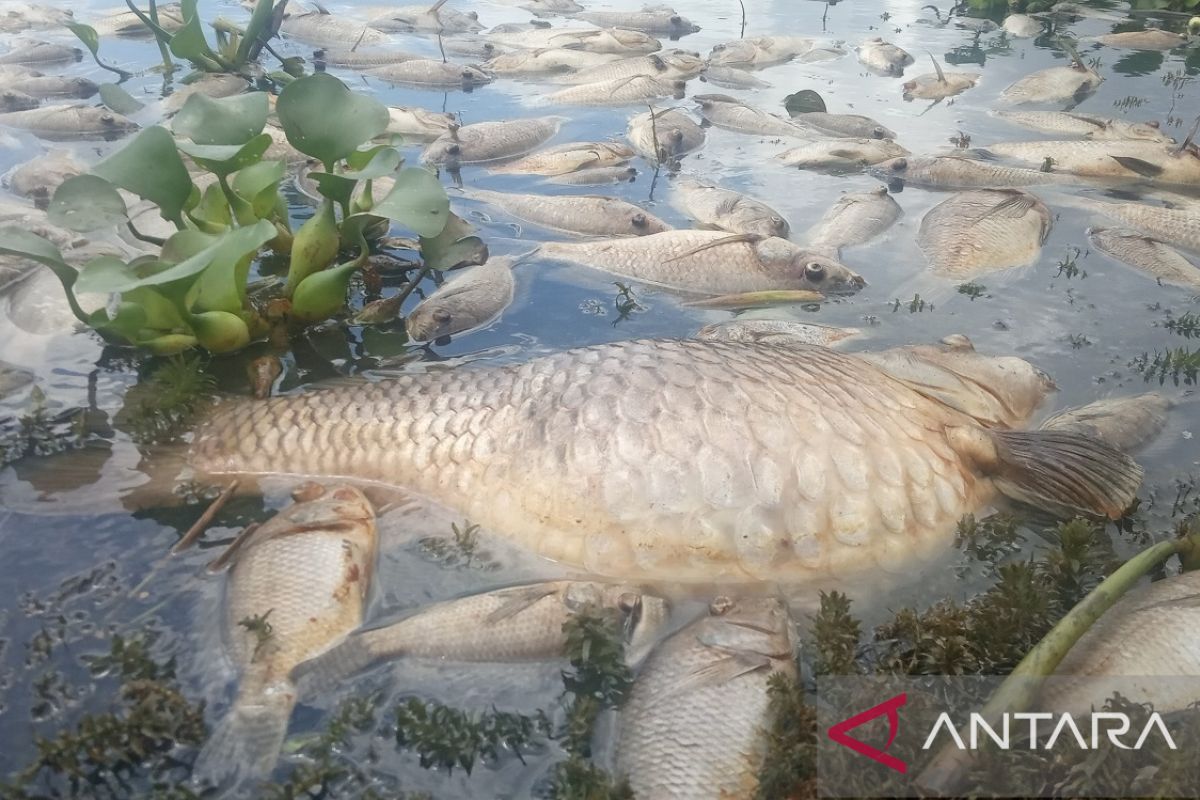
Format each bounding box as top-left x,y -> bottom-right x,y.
0,0 -> 1199,795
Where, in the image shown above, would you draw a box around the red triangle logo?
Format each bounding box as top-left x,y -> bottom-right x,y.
827,693 -> 908,774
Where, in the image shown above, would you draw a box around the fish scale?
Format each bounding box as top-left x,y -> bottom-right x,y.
917,189 -> 1052,278
464,188 -> 670,236
1073,198 -> 1200,255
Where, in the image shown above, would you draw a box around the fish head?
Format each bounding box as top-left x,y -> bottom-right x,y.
405,301 -> 456,342
867,156 -> 910,191
870,123 -> 897,140
762,242 -> 865,294
590,585 -> 671,665
699,596 -> 792,657
610,28 -> 660,50
667,14 -> 700,35
420,137 -> 462,168
460,65 -> 492,85
627,208 -> 670,235
273,483 -> 376,532
1124,120 -> 1174,144
0,89 -> 37,112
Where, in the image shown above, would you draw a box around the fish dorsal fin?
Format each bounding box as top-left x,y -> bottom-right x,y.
310,1 -> 330,14
644,652 -> 774,708
485,584 -> 560,624
1110,155 -> 1163,178
666,232 -> 762,262
928,52 -> 946,83
1062,111 -> 1107,132
426,0 -> 451,13
971,191 -> 1037,223
1174,114 -> 1199,155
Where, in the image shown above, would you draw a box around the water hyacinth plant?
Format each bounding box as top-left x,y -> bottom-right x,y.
0,73 -> 475,356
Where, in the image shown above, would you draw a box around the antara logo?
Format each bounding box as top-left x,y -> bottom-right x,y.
921,711 -> 1178,752
827,693 -> 908,774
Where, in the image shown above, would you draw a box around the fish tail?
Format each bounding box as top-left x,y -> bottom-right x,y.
192,687 -> 296,791
290,633 -> 379,695
988,429 -> 1144,519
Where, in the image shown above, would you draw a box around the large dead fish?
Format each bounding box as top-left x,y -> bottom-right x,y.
856,37 -> 914,76
405,257 -> 516,341
0,70 -> 97,99
708,35 -> 842,69
1039,393 -> 1169,455
557,50 -> 704,85
1091,29 -> 1188,50
979,139 -> 1200,185
279,11 -> 389,47
806,187 -> 902,255
0,87 -> 38,112
193,484 -> 377,786
539,231 -> 862,295
0,104 -> 138,140
386,105 -> 458,141
999,63 -> 1102,105
695,319 -> 861,348
421,116 -> 564,167
869,155 -> 1078,189
902,57 -> 980,101
545,74 -> 685,106
488,26 -> 661,55
777,138 -> 909,170
0,41 -> 80,65
616,596 -> 794,800
314,47 -> 421,68
673,177 -> 789,238
486,47 -> 618,76
1069,197 -> 1200,255
5,148 -> 84,205
365,4 -> 484,34
917,189 -> 1052,278
548,165 -> 639,184
991,110 -> 1172,143
627,107 -> 705,162
791,111 -> 896,140
367,60 -> 492,89
1002,13 -> 1044,37
188,339 -> 1141,588
571,5 -> 699,36
462,188 -> 670,236
490,140 -> 633,176
693,94 -> 809,139
1087,227 -> 1200,290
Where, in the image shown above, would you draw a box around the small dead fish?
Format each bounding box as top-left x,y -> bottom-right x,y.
0,88 -> 38,112
869,155 -> 1078,189
616,597 -> 794,799
247,355 -> 283,400
1049,2 -> 1129,22
90,3 -> 185,37
463,188 -> 670,237
279,11 -> 389,47
522,0 -> 584,14
0,104 -> 138,140
545,74 -> 685,106
294,581 -> 668,689
856,37 -> 914,76
0,41 -> 80,65
405,256 -> 516,341
192,484 -> 377,786
627,107 -> 705,162
776,138 -> 909,171
0,6 -> 73,34
902,58 -> 980,101
488,26 -> 661,55
442,39 -> 503,60
313,47 -> 421,68
1092,29 -> 1188,50
999,64 -> 1103,105
806,186 -> 902,255
5,148 -> 84,204
571,6 -> 699,36
708,35 -> 838,69
367,5 -> 484,34
695,319 -> 861,347
1039,393 -> 1170,455
367,60 -> 492,89
693,94 -> 808,139
699,65 -> 770,90
991,110 -> 1172,143
0,71 -> 97,99
0,360 -> 34,398
1002,13 -> 1044,37
1087,226 -> 1200,290
421,116 -> 564,167
539,230 -> 864,295
917,189 -> 1052,278
486,47 -> 618,76
1070,197 -> 1200,255
980,139 -> 1200,185
955,17 -> 998,33
490,140 -> 634,176
386,105 -> 458,141
557,50 -> 704,85
684,289 -> 825,309
792,111 -> 897,140
673,177 -> 789,238
547,165 -> 639,184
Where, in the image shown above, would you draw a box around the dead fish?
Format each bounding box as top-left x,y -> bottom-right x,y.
1087,226 -> 1200,290
488,26 -> 661,55
792,111 -> 897,140
0,360 -> 33,398
1049,2 -> 1129,22
442,39 -> 504,60
1092,29 -> 1188,50
673,177 -> 789,238
627,107 -> 705,162
693,94 -> 808,139
421,116 -> 564,167
464,188 -> 669,237
546,74 -> 685,106
279,11 -> 389,47
695,319 -> 861,347
999,63 -> 1103,105
491,140 -> 634,176
684,289 -> 825,309
367,60 -> 492,89
1003,13 -> 1044,37
980,139 -> 1200,185
902,57 -> 980,101
955,17 -> 998,33
386,105 -> 458,141
0,41 -> 80,65
991,110 -> 1172,143
616,597 -> 794,800
699,65 -> 770,90
539,231 -> 863,295
1043,570 -> 1200,716
367,4 -> 484,34
192,484 -> 377,786
917,189 -> 1052,279
89,3 -> 185,36
856,37 -> 914,76
486,47 -> 618,76
1069,197 -> 1200,255
522,0 -> 584,14
776,138 -> 910,171
557,50 -> 704,85
0,104 -> 138,140
294,581 -> 669,689
0,195 -> 86,247
1039,393 -> 1170,455
571,5 -> 699,36
5,148 -> 84,204
869,155 -> 1078,189
548,165 -> 639,184
313,47 -> 421,68
0,88 -> 38,112
0,6 -> 73,34
806,186 -> 902,255
708,35 -> 841,69
163,73 -> 248,112
405,257 -> 516,341
189,338 -> 1141,588
0,72 -> 97,99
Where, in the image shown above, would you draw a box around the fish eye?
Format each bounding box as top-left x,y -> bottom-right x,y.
670,14 -> 681,23
804,262 -> 827,281
446,143 -> 461,155
770,215 -> 784,227
432,309 -> 452,323
101,114 -> 115,124
873,127 -> 887,139
709,596 -> 734,616
669,129 -> 684,143
617,592 -> 642,614
1147,120 -> 1160,128
891,157 -> 908,172
632,213 -> 647,227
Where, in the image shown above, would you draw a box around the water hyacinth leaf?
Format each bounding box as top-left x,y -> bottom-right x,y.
65,22 -> 101,58
784,89 -> 827,116
189,310 -> 250,353
142,333 -> 199,354
310,172 -> 357,207
74,255 -> 141,295
47,175 -> 128,233
93,126 -> 192,225
161,229 -> 218,263
233,160 -> 285,218
238,0 -> 277,64
291,260 -> 359,323
176,134 -> 272,176
89,301 -> 147,343
98,83 -> 144,115
276,73 -> 390,167
189,182 -> 233,231
124,286 -> 188,331
418,212 -> 487,271
168,13 -> 222,68
370,168 -> 450,238
101,220 -> 275,292
344,145 -> 403,179
187,251 -> 252,314
172,92 -> 269,146
0,227 -> 90,322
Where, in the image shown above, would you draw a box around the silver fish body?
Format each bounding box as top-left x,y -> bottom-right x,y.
902,71 -> 980,100
699,65 -> 770,90
557,50 -> 703,85
1087,227 -> 1200,289
1039,393 -> 1169,454
917,189 -> 1052,278
693,94 -> 809,139
1093,29 -> 1187,50
1072,198 -> 1200,255
776,138 -> 910,170
999,64 -> 1103,105
0,72 -> 97,99
696,319 -> 861,347
486,47 -> 618,76
793,111 -> 897,140
0,104 -> 137,140
627,107 -> 705,162
279,11 -> 389,47
491,141 -> 634,176
421,116 -> 564,167
708,35 -> 838,69
1003,13 -> 1043,37
869,155 -> 1079,189
0,41 -> 80,65
5,148 -> 84,203
163,73 -> 248,112
856,37 -> 914,76
367,5 -> 483,34
0,87 -> 38,112
546,74 -> 685,106
463,188 -> 670,237
806,187 -> 902,255
616,597 -> 794,800
367,60 -> 492,89
405,257 -> 516,342
572,7 -> 699,36
386,105 -> 458,141
488,26 -> 661,55
982,139 -> 1200,185
548,165 -> 639,184
314,47 -> 421,68
992,110 -> 1172,142
673,177 -> 789,238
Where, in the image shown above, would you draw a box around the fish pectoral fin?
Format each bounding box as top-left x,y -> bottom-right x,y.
971,192 -> 1038,224
666,232 -> 762,262
1109,156 -> 1164,178
984,428 -> 1144,520
650,652 -> 774,706
1063,112 -> 1107,132
928,52 -> 946,83
485,585 -> 560,623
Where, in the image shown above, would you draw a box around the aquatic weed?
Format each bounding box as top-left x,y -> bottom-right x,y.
1163,311 -> 1200,339
810,591 -> 861,676
1055,247 -> 1086,280
892,294 -> 933,313
392,698 -> 550,775
955,512 -> 1025,567
416,520 -> 500,571
237,609 -> 275,663
115,355 -> 217,445
1132,346 -> 1200,385
956,281 -> 989,300
0,386 -> 88,466
754,671 -> 817,800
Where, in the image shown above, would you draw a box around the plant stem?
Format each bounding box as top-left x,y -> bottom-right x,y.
393,263 -> 433,308
125,0 -> 176,74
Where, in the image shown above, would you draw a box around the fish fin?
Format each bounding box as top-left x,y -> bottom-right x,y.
649,653 -> 772,706
1110,156 -> 1164,178
928,52 -> 946,83
971,191 -> 1038,222
290,634 -> 378,695
1039,393 -> 1170,455
988,429 -> 1144,520
485,585 -> 560,624
193,688 -> 296,790
665,232 -> 762,262
1062,112 -> 1108,132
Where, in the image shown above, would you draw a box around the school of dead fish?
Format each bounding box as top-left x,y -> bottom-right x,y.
0,0 -> 1199,797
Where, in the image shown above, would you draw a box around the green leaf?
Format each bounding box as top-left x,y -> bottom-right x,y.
189,182 -> 232,231
75,256 -> 139,295
142,333 -> 199,354
784,89 -> 827,116
0,227 -> 88,322
66,22 -> 101,58
417,212 -> 487,271
168,13 -> 221,69
291,260 -> 358,323
344,145 -> 403,179
172,92 -> 268,146
99,83 -> 144,115
93,126 -> 192,225
310,172 -> 358,207
276,73 -> 389,168
233,160 -> 285,218
177,134 -> 272,177
369,168 -> 449,238
187,250 -> 252,314
90,301 -> 147,342
238,0 -> 276,64
189,310 -> 250,353
161,229 -> 217,263
124,286 -> 188,331
47,175 -> 128,233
